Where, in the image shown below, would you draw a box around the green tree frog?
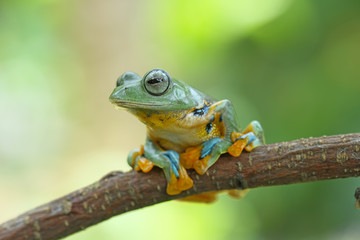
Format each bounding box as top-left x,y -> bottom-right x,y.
110,69 -> 264,199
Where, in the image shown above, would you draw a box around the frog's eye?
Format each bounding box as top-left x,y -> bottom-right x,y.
143,69 -> 171,96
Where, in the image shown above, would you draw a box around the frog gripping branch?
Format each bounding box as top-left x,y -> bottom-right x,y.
2,71 -> 360,239
109,69 -> 265,199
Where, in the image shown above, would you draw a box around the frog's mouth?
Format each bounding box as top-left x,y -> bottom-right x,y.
110,100 -> 171,109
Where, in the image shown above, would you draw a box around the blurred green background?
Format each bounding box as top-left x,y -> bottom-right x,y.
1,0 -> 360,239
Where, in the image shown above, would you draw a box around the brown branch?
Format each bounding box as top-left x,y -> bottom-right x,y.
1,133 -> 360,240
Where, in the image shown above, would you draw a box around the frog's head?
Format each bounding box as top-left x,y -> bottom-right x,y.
109,69 -> 203,112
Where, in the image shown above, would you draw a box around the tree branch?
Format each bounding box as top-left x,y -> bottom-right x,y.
1,133 -> 360,240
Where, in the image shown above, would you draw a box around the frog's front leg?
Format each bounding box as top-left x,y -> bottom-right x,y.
194,139 -> 232,175
128,136 -> 193,195
228,120 -> 265,157
127,145 -> 154,173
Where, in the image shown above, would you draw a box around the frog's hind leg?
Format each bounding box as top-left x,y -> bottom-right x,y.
228,120 -> 265,157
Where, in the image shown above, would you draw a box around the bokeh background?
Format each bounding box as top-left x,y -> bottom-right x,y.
1,0 -> 360,239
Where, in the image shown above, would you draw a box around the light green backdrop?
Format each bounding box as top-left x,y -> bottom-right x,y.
1,0 -> 360,239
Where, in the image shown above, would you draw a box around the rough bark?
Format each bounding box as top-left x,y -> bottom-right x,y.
1,133 -> 360,240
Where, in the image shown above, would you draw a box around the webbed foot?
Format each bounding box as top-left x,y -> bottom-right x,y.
162,150 -> 193,195
228,120 -> 265,157
180,137 -> 230,175
179,189 -> 249,203
129,147 -> 193,195
227,189 -> 249,199
128,145 -> 154,173
180,145 -> 202,169
166,163 -> 193,195
180,191 -> 219,203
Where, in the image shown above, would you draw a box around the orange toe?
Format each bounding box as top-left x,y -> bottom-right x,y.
228,139 -> 247,157
244,144 -> 255,152
227,189 -> 249,199
180,191 -> 219,203
180,145 -> 202,169
130,145 -> 144,169
193,155 -> 210,175
167,173 -> 182,195
137,157 -> 154,173
166,165 -> 193,195
178,165 -> 193,190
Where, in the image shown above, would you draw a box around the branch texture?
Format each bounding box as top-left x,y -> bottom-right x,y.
1,133 -> 360,240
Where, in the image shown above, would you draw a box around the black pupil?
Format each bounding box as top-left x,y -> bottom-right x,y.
148,78 -> 163,84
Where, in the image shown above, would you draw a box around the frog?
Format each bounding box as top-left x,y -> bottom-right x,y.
109,69 -> 265,199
